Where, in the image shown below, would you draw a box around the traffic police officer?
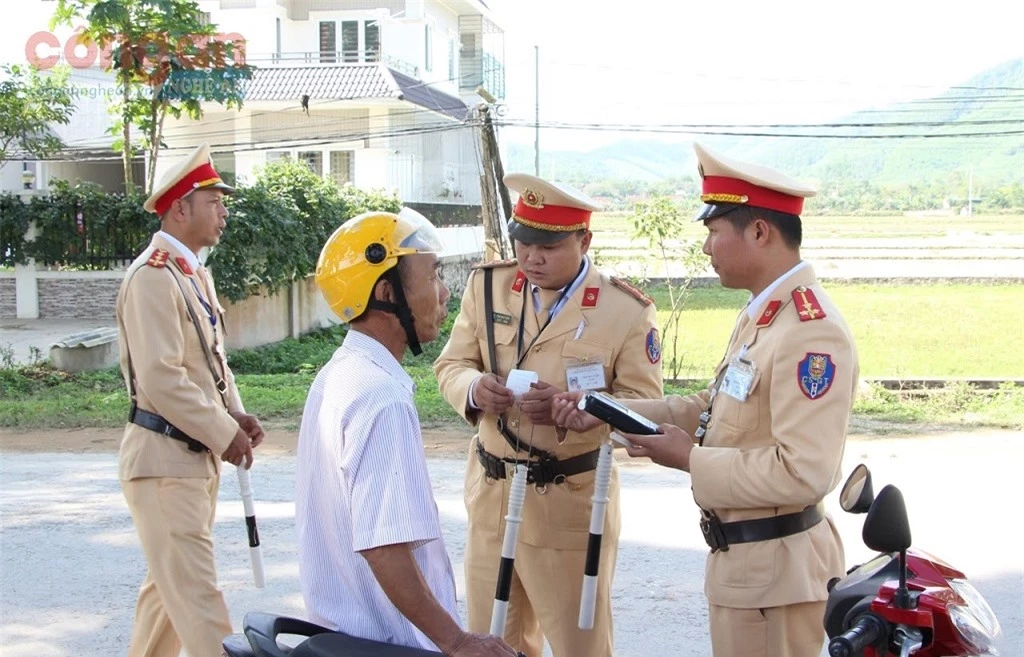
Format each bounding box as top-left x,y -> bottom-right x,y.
116,143 -> 264,657
434,173 -> 664,657
555,142 -> 860,657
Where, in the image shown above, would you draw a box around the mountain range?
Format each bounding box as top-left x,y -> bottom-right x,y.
503,58 -> 1023,187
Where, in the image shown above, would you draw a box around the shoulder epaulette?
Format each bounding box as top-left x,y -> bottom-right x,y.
610,277 -> 653,306
791,285 -> 827,322
146,249 -> 169,268
471,258 -> 518,270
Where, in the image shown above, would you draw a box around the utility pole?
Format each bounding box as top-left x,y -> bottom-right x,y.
475,89 -> 513,262
534,45 -> 540,176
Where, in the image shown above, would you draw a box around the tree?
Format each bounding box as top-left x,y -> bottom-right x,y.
0,64 -> 75,170
626,197 -> 707,381
52,0 -> 251,192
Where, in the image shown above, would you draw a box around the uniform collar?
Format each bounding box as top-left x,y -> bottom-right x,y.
746,260 -> 809,321
155,230 -> 200,273
342,330 -> 416,393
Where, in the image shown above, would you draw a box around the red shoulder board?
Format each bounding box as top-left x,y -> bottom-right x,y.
471,258 -> 517,270
146,249 -> 169,268
511,270 -> 527,293
173,256 -> 193,276
582,287 -> 600,307
792,286 -> 827,322
756,299 -> 783,327
610,277 -> 653,306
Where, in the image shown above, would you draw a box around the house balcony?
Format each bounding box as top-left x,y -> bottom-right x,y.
246,50 -> 419,79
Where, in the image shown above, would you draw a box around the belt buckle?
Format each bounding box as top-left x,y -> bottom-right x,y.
162,424 -> 174,437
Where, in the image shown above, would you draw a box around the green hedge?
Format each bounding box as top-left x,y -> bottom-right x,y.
1,161 -> 402,301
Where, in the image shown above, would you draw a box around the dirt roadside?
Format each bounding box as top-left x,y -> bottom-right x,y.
0,416 -> 1010,458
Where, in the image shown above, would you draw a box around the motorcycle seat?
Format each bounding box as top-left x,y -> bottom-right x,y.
223,633 -> 256,657
292,633 -> 443,657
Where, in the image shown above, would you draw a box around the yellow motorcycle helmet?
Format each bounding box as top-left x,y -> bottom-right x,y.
315,207 -> 444,325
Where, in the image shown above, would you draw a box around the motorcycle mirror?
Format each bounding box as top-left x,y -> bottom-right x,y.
839,464 -> 874,514
863,484 -> 912,553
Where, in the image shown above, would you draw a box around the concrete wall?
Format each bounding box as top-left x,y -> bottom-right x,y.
0,278 -> 15,317
37,274 -> 122,319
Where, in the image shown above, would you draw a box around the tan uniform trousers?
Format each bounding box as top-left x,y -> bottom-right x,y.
465,525 -> 617,657
123,476 -> 232,657
710,601 -> 827,657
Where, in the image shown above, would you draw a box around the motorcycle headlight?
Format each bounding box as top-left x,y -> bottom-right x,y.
949,579 -> 1002,654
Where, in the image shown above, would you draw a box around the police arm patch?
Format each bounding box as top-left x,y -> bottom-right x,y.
646,328 -> 662,364
797,352 -> 836,400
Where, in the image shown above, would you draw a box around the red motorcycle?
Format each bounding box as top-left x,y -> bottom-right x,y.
825,464 -> 1003,657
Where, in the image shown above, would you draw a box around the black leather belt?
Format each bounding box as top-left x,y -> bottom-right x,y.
128,403 -> 209,453
700,503 -> 825,552
476,439 -> 600,487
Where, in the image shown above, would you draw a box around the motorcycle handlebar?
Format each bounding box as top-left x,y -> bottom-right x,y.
828,613 -> 887,657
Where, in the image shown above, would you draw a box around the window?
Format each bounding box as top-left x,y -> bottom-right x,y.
319,22 -> 336,63
266,151 -> 291,164
342,21 -> 359,63
330,151 -> 354,187
298,151 -> 323,175
424,24 -> 432,72
365,21 -> 380,62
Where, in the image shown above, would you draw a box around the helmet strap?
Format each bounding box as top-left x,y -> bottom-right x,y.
366,266 -> 423,356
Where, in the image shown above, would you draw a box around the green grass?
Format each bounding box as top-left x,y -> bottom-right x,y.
649,282 -> 1024,379
2,284 -> 1022,432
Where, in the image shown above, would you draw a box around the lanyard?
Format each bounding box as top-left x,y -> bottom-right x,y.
190,278 -> 218,326
514,261 -> 584,366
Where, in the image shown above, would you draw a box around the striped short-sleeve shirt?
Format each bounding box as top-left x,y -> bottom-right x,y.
295,330 -> 458,650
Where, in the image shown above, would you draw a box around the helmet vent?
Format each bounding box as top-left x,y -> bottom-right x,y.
365,243 -> 387,264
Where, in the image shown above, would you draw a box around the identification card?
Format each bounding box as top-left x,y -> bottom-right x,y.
506,369 -> 539,398
719,357 -> 757,402
566,362 -> 606,392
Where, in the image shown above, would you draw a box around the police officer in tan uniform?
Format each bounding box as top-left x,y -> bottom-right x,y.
434,174 -> 664,657
116,143 -> 265,657
554,143 -> 860,657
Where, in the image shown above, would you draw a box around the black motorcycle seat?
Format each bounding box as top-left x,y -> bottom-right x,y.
223,633 -> 256,657
292,633 -> 443,657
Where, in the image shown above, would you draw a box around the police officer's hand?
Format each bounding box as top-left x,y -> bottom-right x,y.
551,391 -> 603,433
624,424 -> 694,472
473,374 -> 515,414
222,426 -> 254,469
231,411 -> 265,449
446,630 -> 518,657
519,380 -> 559,425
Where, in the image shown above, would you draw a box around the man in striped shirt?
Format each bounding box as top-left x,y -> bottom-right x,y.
296,209 -> 517,657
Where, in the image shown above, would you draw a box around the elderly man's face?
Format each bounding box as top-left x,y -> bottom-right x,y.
514,231 -> 591,290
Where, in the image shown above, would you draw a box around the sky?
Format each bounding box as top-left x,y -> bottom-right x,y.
490,0 -> 1024,151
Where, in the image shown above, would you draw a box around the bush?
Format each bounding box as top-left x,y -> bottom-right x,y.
209,161 -> 402,302
0,193 -> 31,267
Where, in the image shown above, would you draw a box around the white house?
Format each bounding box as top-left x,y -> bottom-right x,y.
3,0 -> 507,220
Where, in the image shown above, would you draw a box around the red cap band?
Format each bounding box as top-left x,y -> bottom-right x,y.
701,175 -> 805,216
512,199 -> 591,232
154,162 -> 224,215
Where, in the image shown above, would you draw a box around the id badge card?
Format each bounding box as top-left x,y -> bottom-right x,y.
566,361 -> 606,392
719,357 -> 757,402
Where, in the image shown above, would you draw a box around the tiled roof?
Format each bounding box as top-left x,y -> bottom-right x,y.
245,64 -> 469,121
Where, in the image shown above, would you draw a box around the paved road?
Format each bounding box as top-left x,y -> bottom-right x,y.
1,431 -> 1021,657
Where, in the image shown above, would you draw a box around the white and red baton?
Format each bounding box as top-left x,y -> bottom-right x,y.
236,466 -> 265,588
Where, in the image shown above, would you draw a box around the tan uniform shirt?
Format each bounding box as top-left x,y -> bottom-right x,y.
116,234 -> 244,481
630,264 -> 859,608
434,258 -> 664,548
